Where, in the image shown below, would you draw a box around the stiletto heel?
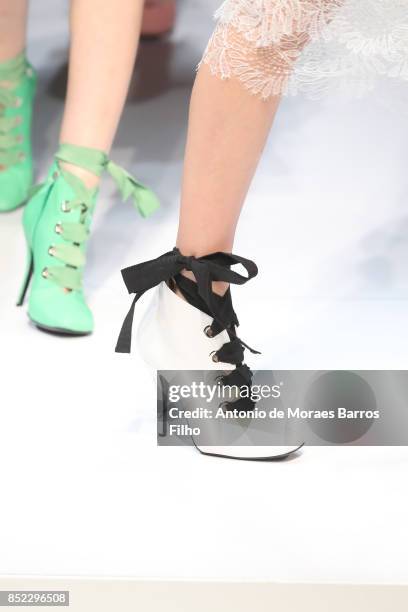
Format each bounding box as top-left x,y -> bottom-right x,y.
16,247 -> 33,307
157,374 -> 169,438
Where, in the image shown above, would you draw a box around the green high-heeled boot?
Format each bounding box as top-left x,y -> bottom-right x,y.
17,143 -> 160,335
0,52 -> 36,212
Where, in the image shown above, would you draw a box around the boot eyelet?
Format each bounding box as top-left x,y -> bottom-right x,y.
61,201 -> 71,213
18,152 -> 26,161
26,67 -> 34,77
204,325 -> 213,338
42,268 -> 49,279
15,116 -> 23,126
16,135 -> 23,144
55,223 -> 63,235
48,246 -> 56,257
14,97 -> 23,108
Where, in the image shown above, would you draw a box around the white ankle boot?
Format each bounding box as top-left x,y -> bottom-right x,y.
116,248 -> 303,461
137,281 -> 232,370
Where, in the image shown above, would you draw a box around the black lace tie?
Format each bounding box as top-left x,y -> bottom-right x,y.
115,247 -> 258,354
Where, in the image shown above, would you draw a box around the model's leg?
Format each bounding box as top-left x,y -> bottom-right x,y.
0,0 -> 36,212
116,66 -> 298,460
59,0 -> 145,187
176,4 -> 316,261
18,0 -> 159,335
0,0 -> 27,63
176,0 -> 334,260
115,4 -> 333,460
177,65 -> 279,259
175,6 -> 313,292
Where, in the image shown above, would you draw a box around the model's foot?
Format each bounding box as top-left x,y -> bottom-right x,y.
0,52 -> 36,212
116,248 -> 303,460
17,143 -> 160,335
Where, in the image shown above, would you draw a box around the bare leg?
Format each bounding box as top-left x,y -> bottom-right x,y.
174,0 -> 320,294
177,66 -> 279,257
175,0 -> 322,265
59,0 -> 145,187
0,0 -> 27,62
176,66 -> 280,294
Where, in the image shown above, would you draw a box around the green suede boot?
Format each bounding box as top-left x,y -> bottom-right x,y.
17,143 -> 160,335
0,52 -> 36,212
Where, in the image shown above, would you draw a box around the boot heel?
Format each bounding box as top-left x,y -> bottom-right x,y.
16,247 -> 33,307
157,374 -> 169,438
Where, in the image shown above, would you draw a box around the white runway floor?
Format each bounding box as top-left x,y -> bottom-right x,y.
1,0 -> 408,587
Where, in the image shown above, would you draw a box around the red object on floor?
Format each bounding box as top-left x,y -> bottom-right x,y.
141,0 -> 176,37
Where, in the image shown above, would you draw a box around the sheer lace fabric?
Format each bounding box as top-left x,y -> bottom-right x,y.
202,0 -> 408,99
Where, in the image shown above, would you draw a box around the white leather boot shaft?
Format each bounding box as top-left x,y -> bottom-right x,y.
137,281 -> 233,371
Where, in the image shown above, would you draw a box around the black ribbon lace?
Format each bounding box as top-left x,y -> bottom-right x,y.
115,247 -> 260,411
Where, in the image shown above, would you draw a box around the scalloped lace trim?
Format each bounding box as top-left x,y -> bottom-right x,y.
201,0 -> 408,99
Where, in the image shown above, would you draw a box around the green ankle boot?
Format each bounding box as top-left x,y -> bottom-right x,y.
17,143 -> 160,335
0,52 -> 36,212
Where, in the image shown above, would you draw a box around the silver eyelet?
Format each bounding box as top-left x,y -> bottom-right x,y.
55,223 -> 63,234
219,402 -> 230,411
15,116 -> 23,126
18,152 -> 26,161
61,201 -> 71,213
42,268 -> 49,279
48,246 -> 56,257
204,325 -> 213,338
16,135 -> 23,144
14,97 -> 23,108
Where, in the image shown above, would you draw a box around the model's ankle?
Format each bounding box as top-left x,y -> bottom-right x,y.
0,49 -> 26,65
175,244 -> 232,296
0,50 -> 28,88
